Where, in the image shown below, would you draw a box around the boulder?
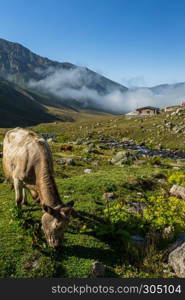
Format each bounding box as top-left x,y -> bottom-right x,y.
84,168 -> 93,174
168,236 -> 185,277
59,158 -> 76,166
170,184 -> 185,199
102,192 -> 117,201
126,201 -> 146,214
158,178 -> 168,185
91,161 -> 99,166
121,137 -> 131,142
162,226 -> 175,240
84,147 -> 101,154
111,150 -> 138,166
92,261 -> 105,277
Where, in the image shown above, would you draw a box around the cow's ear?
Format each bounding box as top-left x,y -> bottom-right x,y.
60,207 -> 73,217
43,204 -> 56,216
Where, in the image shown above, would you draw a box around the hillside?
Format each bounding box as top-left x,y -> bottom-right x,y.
1,110 -> 185,278
0,38 -> 128,113
0,78 -> 63,127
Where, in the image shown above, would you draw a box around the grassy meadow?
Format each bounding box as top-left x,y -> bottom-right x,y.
0,109 -> 185,278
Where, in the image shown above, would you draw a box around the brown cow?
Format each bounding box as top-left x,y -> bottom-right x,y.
2,127 -> 74,248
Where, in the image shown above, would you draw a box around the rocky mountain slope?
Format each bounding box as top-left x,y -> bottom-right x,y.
0,38 -> 128,113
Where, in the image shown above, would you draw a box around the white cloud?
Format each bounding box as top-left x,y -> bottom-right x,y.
28,67 -> 185,113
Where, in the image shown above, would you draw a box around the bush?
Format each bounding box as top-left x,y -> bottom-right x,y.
143,195 -> 185,233
103,203 -> 145,236
103,194 -> 185,239
168,171 -> 185,186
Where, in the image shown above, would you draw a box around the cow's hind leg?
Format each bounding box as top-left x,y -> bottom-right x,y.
22,188 -> 28,205
13,178 -> 23,209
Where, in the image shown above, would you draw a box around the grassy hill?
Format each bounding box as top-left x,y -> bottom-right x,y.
0,78 -> 60,127
0,110 -> 185,278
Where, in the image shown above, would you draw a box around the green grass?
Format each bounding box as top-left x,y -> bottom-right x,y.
1,113 -> 185,278
28,106 -> 185,150
0,155 -> 177,278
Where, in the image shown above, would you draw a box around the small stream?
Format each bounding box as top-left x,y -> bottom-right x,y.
99,139 -> 185,160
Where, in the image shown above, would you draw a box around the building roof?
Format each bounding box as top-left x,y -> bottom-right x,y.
136,106 -> 160,111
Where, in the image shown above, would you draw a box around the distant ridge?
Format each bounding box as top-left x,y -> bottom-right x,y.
0,38 -> 128,112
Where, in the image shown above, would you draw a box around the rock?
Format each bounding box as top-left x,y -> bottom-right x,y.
156,144 -> 162,150
168,240 -> 185,277
98,145 -> 110,150
176,108 -> 184,114
102,192 -> 117,201
134,160 -> 146,165
74,139 -> 83,145
92,261 -> 105,277
84,168 -> 93,174
59,158 -> 76,166
111,150 -> 138,165
41,133 -> 56,140
83,157 -> 92,162
83,141 -> 93,146
158,178 -> 168,185
162,226 -> 175,240
170,184 -> 185,199
91,161 -> 99,166
32,259 -> 40,269
121,137 -> 131,142
84,147 -> 101,154
126,201 -> 146,214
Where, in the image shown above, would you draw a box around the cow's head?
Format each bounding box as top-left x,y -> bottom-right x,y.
41,201 -> 74,248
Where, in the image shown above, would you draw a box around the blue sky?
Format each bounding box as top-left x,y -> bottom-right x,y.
1,0 -> 185,86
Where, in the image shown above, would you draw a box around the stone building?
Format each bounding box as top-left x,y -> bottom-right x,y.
136,106 -> 160,116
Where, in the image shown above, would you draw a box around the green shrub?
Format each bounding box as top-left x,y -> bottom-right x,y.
168,171 -> 185,186
103,203 -> 145,236
143,195 -> 185,233
103,194 -> 185,238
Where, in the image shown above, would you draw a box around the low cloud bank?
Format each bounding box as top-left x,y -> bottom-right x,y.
28,67 -> 185,113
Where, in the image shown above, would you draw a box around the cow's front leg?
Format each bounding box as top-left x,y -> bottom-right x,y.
30,189 -> 40,204
14,178 -> 23,209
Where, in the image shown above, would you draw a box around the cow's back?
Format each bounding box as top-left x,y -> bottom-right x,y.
2,128 -> 51,182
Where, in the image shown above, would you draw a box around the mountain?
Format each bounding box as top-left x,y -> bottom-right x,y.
0,38 -> 73,83
0,77 -> 77,127
150,82 -> 185,94
0,38 -> 128,112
